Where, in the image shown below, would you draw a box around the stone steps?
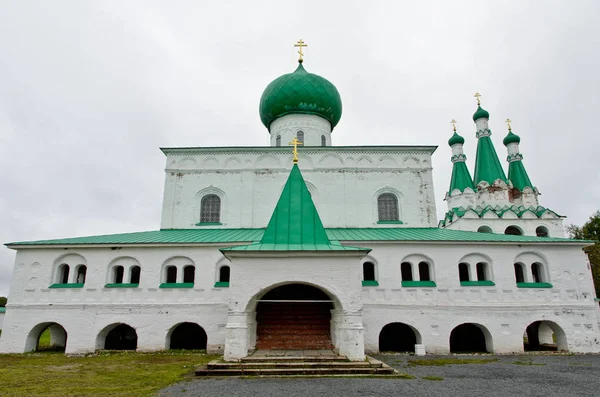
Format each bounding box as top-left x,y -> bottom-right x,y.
196,356 -> 397,377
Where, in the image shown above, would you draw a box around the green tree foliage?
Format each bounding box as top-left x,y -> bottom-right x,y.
0,296 -> 6,307
567,211 -> 600,298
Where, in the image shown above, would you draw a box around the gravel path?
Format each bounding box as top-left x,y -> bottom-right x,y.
159,354 -> 600,397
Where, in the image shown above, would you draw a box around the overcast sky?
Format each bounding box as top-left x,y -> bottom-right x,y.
0,0 -> 599,296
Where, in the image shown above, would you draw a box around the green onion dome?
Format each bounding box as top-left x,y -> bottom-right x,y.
259,62 -> 342,130
472,105 -> 490,121
503,130 -> 521,146
448,132 -> 465,146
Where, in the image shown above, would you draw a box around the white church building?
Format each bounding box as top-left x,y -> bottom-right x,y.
1,46 -> 599,361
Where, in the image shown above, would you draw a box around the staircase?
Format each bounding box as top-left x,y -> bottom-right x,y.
256,302 -> 332,350
196,353 -> 398,376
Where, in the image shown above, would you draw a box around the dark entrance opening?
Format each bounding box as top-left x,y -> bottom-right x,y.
256,284 -> 333,350
170,322 -> 208,350
450,323 -> 488,353
105,324 -> 138,350
379,323 -> 418,353
524,321 -> 558,351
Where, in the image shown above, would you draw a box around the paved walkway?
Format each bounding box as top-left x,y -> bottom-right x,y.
159,354 -> 600,397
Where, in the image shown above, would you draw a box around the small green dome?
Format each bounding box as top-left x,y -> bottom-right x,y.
503,130 -> 521,146
473,105 -> 490,121
448,132 -> 465,146
259,62 -> 342,130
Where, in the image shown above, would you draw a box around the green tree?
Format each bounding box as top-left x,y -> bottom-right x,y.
567,211 -> 600,298
0,297 -> 6,307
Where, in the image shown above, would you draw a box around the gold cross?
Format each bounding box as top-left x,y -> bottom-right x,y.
474,92 -> 482,106
451,119 -> 457,132
505,118 -> 512,131
288,137 -> 303,164
294,39 -> 307,62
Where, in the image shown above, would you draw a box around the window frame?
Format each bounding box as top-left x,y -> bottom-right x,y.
199,194 -> 222,224
377,193 -> 400,222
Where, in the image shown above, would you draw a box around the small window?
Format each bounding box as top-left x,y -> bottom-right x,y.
60,264 -> 70,284
401,262 -> 413,281
476,262 -> 488,281
114,266 -> 124,284
166,266 -> 177,283
505,226 -> 523,236
219,266 -> 230,283
130,266 -> 141,284
514,263 -> 525,283
76,265 -> 87,284
200,194 -> 221,223
321,135 -> 326,146
183,266 -> 195,283
378,193 -> 399,221
531,263 -> 543,283
458,263 -> 470,282
418,262 -> 431,281
536,226 -> 549,237
477,225 -> 493,233
363,262 -> 376,281
297,131 -> 304,143
276,135 -> 281,147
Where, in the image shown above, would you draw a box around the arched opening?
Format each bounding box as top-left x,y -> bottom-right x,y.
450,323 -> 491,353
59,264 -> 70,284
476,262 -> 488,281
297,131 -> 304,143
75,265 -> 87,284
418,262 -> 431,281
321,135 -> 326,146
378,193 -> 399,221
219,266 -> 230,282
104,324 -> 138,350
26,323 -> 68,352
130,266 -> 141,284
256,284 -> 333,350
477,225 -> 493,233
531,262 -> 544,283
276,135 -> 281,147
535,226 -> 549,237
200,194 -> 221,223
113,266 -> 124,284
379,323 -> 420,353
165,266 -> 177,283
505,225 -> 523,236
524,321 -> 568,351
401,262 -> 413,281
363,262 -> 376,281
183,266 -> 195,283
458,262 -> 470,282
514,263 -> 525,283
169,322 -> 207,350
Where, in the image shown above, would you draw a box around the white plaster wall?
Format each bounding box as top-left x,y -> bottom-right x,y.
0,312 -> 4,330
160,146 -> 438,229
269,114 -> 332,147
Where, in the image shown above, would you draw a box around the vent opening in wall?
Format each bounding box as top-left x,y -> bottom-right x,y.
536,226 -> 549,237
477,225 -> 493,233
321,135 -> 326,146
505,226 -> 523,236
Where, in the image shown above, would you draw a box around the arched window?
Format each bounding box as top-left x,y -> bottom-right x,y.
418,262 -> 431,281
276,135 -> 281,147
166,266 -> 177,283
476,262 -> 488,281
76,265 -> 87,284
477,225 -> 493,233
363,262 -> 376,281
200,194 -> 221,223
532,262 -> 543,283
514,263 -> 525,283
130,266 -> 141,284
505,226 -> 523,236
59,264 -> 70,284
378,193 -> 399,221
297,131 -> 304,143
113,266 -> 124,284
321,135 -> 326,146
401,262 -> 413,281
219,266 -> 230,283
183,266 -> 195,283
536,226 -> 549,237
458,263 -> 470,282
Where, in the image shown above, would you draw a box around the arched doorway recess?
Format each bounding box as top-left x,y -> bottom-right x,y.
256,284 -> 334,350
524,321 -> 567,351
104,324 -> 138,350
450,323 -> 492,353
169,322 -> 208,350
26,323 -> 68,352
379,323 -> 420,353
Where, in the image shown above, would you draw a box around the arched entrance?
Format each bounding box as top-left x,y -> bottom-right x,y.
450,323 -> 492,353
256,284 -> 334,350
103,324 -> 138,350
524,321 -> 567,351
379,323 -> 420,353
169,322 -> 207,350
26,322 -> 68,352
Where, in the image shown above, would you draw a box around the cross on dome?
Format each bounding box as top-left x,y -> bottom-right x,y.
451,119 -> 457,132
505,118 -> 512,131
289,137 -> 303,164
294,39 -> 307,63
474,92 -> 482,106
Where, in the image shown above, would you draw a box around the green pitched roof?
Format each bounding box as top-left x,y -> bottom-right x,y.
448,161 -> 475,194
473,136 -> 507,186
222,164 -> 367,252
508,160 -> 534,192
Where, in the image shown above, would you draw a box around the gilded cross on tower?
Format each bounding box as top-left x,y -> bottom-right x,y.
474,92 -> 482,106
294,39 -> 307,63
505,118 -> 512,131
451,119 -> 458,132
289,137 -> 303,164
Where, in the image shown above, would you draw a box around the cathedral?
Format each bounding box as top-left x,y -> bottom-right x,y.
1,43 -> 599,360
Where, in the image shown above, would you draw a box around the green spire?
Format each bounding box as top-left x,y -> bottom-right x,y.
449,162 -> 475,194
508,160 -> 534,191
473,135 -> 508,186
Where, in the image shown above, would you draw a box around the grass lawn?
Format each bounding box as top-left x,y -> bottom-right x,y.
0,350 -> 219,397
